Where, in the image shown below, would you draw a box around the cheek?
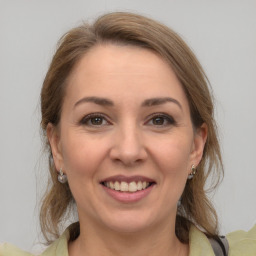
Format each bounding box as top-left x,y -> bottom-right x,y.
158,146 -> 190,194
60,132 -> 106,179
59,132 -> 108,209
152,133 -> 193,174
150,133 -> 193,198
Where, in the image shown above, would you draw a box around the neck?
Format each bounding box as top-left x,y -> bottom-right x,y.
68,218 -> 189,256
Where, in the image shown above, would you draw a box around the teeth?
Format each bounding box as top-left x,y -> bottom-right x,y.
104,181 -> 151,192
120,181 -> 129,191
137,181 -> 142,190
109,181 -> 114,189
114,181 -> 120,191
129,181 -> 137,192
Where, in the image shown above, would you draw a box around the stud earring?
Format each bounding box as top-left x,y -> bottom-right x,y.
188,165 -> 197,180
177,198 -> 182,207
58,168 -> 67,183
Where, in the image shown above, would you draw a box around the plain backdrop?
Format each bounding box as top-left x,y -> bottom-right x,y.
0,0 -> 256,253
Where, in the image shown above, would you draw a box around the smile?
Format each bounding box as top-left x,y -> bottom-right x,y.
100,175 -> 156,202
103,181 -> 152,192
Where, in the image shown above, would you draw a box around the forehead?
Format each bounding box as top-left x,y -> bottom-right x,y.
65,44 -> 189,109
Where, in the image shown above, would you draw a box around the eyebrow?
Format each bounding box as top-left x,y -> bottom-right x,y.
74,96 -> 114,108
141,97 -> 182,110
74,96 -> 182,109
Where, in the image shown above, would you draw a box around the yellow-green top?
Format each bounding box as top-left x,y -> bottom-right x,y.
1,225 -> 256,256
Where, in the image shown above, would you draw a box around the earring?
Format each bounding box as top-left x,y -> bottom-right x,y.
188,165 -> 197,180
177,198 -> 182,207
58,169 -> 67,183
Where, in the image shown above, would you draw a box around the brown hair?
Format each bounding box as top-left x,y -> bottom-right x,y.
40,12 -> 223,244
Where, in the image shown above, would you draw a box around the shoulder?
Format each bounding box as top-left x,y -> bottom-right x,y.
189,225 -> 256,256
0,243 -> 33,256
227,225 -> 256,256
0,227 -> 70,256
39,228 -> 69,256
189,225 -> 216,256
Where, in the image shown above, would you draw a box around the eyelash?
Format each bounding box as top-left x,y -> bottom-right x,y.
79,113 -> 176,127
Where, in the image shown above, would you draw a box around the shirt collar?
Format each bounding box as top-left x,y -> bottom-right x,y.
41,224 -> 215,256
189,225 -> 215,256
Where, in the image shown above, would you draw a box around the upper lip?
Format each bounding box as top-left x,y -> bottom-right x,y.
100,175 -> 156,183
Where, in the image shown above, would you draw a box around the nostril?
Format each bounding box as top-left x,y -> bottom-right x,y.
109,135 -> 147,165
110,149 -> 147,166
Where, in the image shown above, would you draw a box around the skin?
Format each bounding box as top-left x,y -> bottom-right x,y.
47,44 -> 207,256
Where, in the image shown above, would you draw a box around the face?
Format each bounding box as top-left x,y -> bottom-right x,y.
48,44 -> 207,234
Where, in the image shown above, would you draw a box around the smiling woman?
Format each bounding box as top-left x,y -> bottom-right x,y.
1,11 -> 256,256
46,44 -> 205,247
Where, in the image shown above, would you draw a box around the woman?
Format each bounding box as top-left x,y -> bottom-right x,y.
1,12 -> 255,256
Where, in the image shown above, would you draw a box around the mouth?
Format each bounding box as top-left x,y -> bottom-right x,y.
100,175 -> 156,192
100,176 -> 156,203
101,180 -> 154,192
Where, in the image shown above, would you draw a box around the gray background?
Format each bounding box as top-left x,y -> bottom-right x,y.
0,0 -> 256,253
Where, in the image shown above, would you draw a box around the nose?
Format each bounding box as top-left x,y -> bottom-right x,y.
109,124 -> 148,166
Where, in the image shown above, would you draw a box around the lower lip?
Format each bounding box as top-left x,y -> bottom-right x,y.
102,184 -> 155,203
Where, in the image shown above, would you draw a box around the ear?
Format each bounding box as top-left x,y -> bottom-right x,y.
189,123 -> 208,169
47,123 -> 63,172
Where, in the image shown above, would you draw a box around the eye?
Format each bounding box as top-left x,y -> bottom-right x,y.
80,113 -> 110,126
146,113 -> 176,127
